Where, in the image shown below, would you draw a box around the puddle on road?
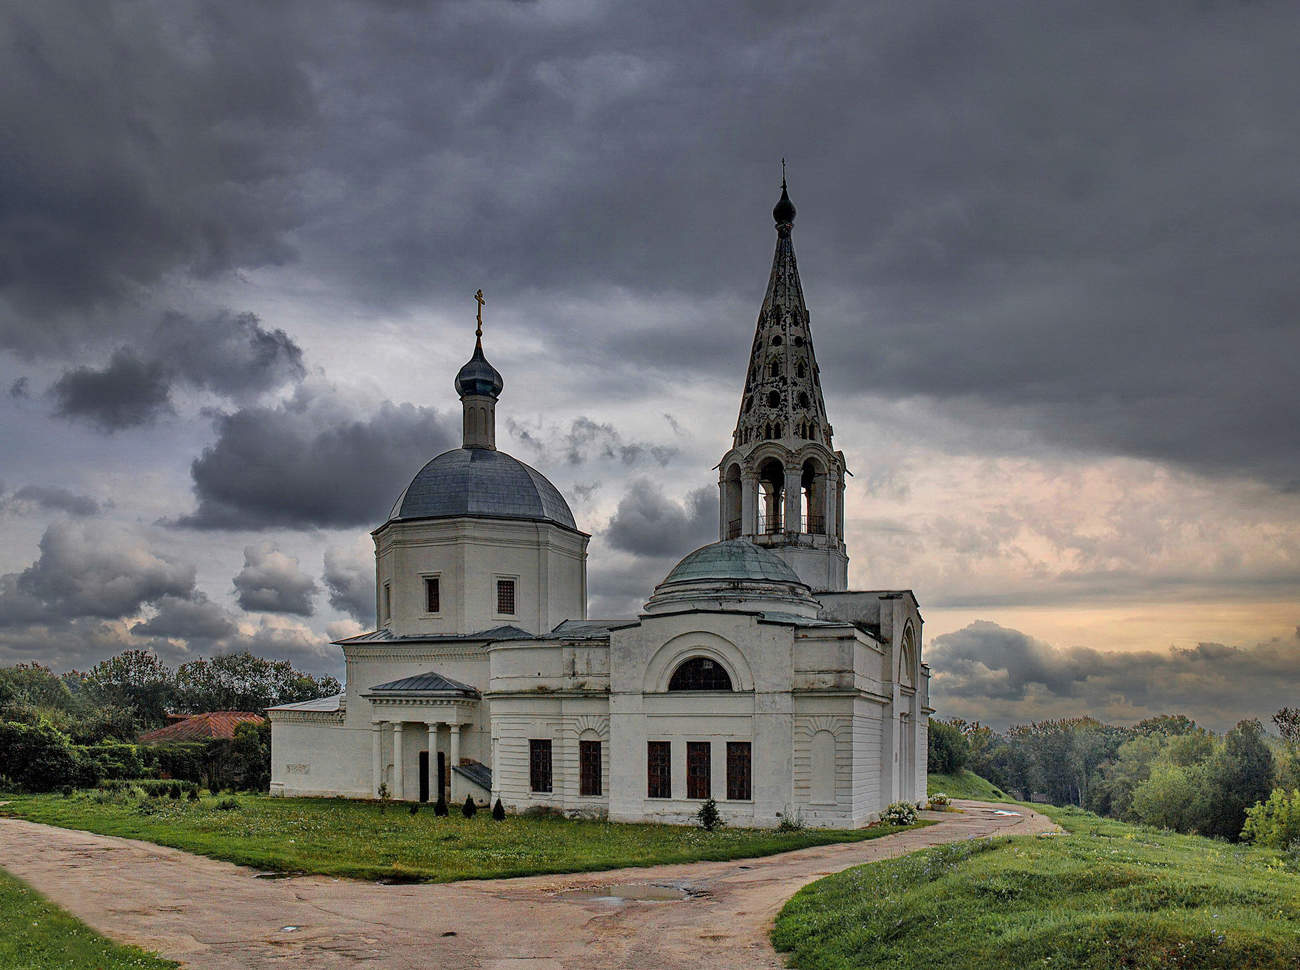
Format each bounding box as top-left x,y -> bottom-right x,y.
562,882 -> 705,904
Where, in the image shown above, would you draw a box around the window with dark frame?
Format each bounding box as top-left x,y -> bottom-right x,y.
579,740 -> 601,796
687,741 -> 711,799
668,657 -> 733,691
424,576 -> 440,613
727,741 -> 752,800
647,741 -> 671,798
528,739 -> 552,793
496,578 -> 516,615
382,582 -> 391,622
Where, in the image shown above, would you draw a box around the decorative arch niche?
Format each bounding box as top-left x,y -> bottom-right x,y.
668,657 -> 733,691
643,632 -> 754,694
899,622 -> 917,689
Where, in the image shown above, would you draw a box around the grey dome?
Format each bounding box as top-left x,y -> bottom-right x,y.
386,448 -> 576,530
662,539 -> 803,586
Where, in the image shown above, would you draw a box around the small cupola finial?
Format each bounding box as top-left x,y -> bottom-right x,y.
455,288 -> 503,449
773,160 -> 796,228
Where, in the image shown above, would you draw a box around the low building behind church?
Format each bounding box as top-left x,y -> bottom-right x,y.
270,183 -> 931,827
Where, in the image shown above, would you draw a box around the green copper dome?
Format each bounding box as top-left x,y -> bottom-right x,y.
662,539 -> 803,586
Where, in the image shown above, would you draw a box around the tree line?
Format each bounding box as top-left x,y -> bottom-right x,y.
0,649 -> 340,794
929,709 -> 1300,847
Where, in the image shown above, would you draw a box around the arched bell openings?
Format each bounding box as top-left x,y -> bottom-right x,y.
758,457 -> 785,534
722,463 -> 743,539
801,456 -> 828,535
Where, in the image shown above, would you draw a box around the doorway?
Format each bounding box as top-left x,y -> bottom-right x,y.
418,751 -> 430,802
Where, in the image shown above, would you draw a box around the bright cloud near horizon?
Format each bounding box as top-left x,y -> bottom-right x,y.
1,1 -> 1297,731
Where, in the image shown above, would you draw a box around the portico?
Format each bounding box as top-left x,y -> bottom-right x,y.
363,673 -> 479,802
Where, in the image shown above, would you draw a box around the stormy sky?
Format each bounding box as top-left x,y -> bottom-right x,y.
2,0 -> 1297,729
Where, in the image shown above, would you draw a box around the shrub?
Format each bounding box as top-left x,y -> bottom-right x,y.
696,797 -> 723,831
492,798 -> 506,820
377,782 -> 391,813
215,797 -> 240,811
884,801 -> 918,825
77,741 -> 145,781
408,802 -> 419,816
1241,788 -> 1300,848
433,796 -> 449,817
168,782 -> 182,799
0,720 -> 86,791
187,787 -> 200,802
927,720 -> 970,774
776,808 -> 805,832
461,794 -> 477,818
929,792 -> 950,808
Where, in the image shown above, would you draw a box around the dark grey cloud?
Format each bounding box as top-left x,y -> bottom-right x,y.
50,350 -> 173,431
507,417 -> 678,468
0,521 -> 195,624
48,311 -> 305,431
0,3 -> 314,351
8,377 -> 28,399
928,620 -> 1300,730
322,544 -> 372,625
7,485 -> 100,517
131,592 -> 238,641
175,383 -> 456,530
232,543 -> 318,616
604,479 -> 715,558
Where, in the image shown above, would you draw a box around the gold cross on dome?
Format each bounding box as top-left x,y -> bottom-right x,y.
474,289 -> 485,338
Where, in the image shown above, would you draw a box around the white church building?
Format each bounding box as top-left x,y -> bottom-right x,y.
269,184 -> 931,827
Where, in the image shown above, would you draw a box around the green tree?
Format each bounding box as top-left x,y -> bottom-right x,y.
228,721 -> 272,791
86,650 -> 176,725
1131,762 -> 1209,833
175,652 -> 339,714
927,719 -> 970,774
1241,787 -> 1300,848
1201,719 -> 1275,841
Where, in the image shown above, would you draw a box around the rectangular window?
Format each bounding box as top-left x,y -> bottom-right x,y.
382,582 -> 391,622
647,741 -> 671,799
424,576 -> 440,613
528,739 -> 552,793
579,740 -> 601,796
496,578 -> 516,615
687,741 -> 711,800
727,742 -> 752,800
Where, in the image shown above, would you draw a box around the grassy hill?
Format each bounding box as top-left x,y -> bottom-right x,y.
774,802 -> 1300,969
927,769 -> 1012,802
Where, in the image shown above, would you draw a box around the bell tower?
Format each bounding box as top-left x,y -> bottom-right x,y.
716,177 -> 849,591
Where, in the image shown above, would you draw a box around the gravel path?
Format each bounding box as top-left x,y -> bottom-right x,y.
0,800 -> 1056,969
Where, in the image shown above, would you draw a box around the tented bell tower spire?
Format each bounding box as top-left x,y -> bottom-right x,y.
716,177 -> 849,591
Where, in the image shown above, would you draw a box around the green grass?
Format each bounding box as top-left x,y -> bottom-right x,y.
0,792 -> 932,883
927,769 -> 1012,801
0,866 -> 177,970
773,802 -> 1300,969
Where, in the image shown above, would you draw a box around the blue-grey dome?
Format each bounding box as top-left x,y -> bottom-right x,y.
662,539 -> 803,586
386,447 -> 577,530
454,339 -> 504,399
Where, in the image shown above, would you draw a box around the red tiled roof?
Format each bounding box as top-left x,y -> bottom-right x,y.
138,711 -> 265,744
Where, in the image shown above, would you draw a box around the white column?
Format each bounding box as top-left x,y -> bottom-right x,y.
825,470 -> 839,538
740,472 -> 758,536
784,467 -> 802,533
448,722 -> 461,803
427,722 -> 439,801
392,722 -> 404,800
370,722 -> 382,797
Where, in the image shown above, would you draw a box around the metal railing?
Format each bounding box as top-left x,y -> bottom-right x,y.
726,519 -> 742,540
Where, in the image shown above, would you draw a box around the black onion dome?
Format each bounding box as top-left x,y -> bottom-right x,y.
773,182 -> 796,226
454,339 -> 504,398
386,447 -> 577,530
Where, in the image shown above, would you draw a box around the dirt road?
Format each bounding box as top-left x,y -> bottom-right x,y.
0,800 -> 1055,969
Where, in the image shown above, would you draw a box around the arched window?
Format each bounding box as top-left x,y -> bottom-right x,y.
668,657 -> 733,691
771,335 -> 783,346
768,359 -> 781,378
795,360 -> 806,378
773,422 -> 782,438
798,391 -> 810,408
767,390 -> 780,408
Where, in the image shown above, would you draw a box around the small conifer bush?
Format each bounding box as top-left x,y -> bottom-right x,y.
434,796 -> 449,817
697,797 -> 723,831
492,798 -> 506,820
461,794 -> 477,818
